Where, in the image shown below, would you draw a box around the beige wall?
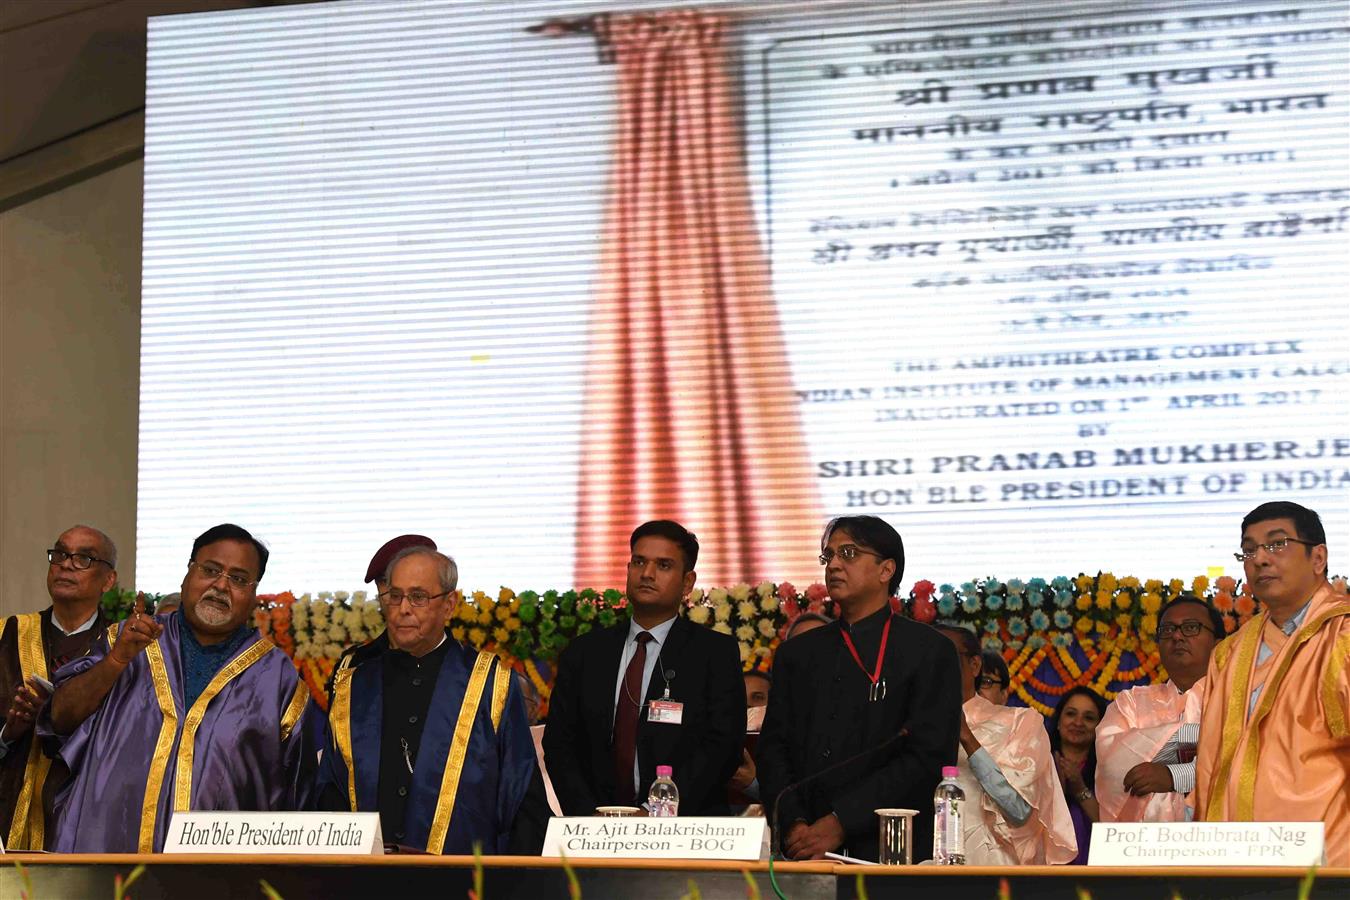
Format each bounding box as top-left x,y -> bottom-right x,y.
0,161 -> 142,619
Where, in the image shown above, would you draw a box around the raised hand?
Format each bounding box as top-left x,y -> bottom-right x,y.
110,593 -> 163,666
3,676 -> 51,740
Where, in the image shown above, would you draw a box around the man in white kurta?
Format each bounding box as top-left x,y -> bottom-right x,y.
1096,595 -> 1218,822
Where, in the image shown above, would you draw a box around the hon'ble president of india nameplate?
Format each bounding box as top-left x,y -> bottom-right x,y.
163,811 -> 383,855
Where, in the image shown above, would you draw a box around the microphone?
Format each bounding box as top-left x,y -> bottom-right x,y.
770,728 -> 910,860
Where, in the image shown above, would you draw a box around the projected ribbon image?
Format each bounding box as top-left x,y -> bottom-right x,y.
574,10 -> 822,588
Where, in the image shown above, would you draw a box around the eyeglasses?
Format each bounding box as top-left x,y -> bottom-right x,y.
1156,620 -> 1213,639
818,544 -> 882,566
1233,537 -> 1317,562
381,589 -> 450,608
189,560 -> 257,589
48,548 -> 114,570
977,676 -> 1008,689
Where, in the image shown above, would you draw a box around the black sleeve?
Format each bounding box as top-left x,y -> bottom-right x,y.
674,632 -> 745,812
541,637 -> 600,816
755,640 -> 805,832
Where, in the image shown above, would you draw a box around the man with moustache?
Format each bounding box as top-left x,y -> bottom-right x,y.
42,524 -> 319,852
1195,501 -> 1349,866
0,525 -> 119,850
318,545 -> 540,853
1095,595 -> 1220,823
756,515 -> 961,861
545,520 -> 743,815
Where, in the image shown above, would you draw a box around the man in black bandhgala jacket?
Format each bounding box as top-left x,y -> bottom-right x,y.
756,515 -> 961,861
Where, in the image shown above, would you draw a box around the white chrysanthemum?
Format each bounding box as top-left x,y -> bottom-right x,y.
310,603 -> 330,625
327,624 -> 347,642
729,583 -> 751,602
758,619 -> 776,638
757,581 -> 775,599
760,595 -> 779,613
353,590 -> 368,602
736,601 -> 756,620
334,591 -> 349,601
293,642 -> 313,660
735,624 -> 755,641
708,588 -> 728,604
688,605 -> 711,625
323,642 -> 344,658
713,601 -> 732,623
712,622 -> 733,635
317,592 -> 333,601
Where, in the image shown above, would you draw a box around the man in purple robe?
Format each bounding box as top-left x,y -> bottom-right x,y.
42,523 -> 318,852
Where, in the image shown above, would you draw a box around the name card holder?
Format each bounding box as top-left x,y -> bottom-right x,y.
543,816 -> 767,861
163,811 -> 383,855
1088,821 -> 1325,866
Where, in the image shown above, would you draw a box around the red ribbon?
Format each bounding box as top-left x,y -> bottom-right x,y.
840,615 -> 891,688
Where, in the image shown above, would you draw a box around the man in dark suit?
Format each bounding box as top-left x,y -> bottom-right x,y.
544,520 -> 743,815
756,515 -> 962,861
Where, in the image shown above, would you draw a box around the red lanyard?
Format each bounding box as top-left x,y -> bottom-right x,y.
840,615 -> 891,688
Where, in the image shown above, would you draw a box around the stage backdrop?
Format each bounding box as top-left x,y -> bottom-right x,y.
136,0 -> 1348,595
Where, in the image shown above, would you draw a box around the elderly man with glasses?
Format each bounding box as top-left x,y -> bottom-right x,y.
1095,594 -> 1220,823
41,523 -> 319,852
318,544 -> 542,854
1194,501 -> 1349,866
0,525 -> 119,849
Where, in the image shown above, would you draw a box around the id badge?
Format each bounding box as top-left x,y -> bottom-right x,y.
647,699 -> 684,725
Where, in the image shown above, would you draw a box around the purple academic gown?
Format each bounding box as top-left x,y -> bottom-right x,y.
42,613 -> 318,852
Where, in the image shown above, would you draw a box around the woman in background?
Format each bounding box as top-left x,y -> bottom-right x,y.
1049,686 -> 1107,864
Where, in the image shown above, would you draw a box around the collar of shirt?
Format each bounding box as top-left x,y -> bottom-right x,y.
49,606 -> 99,637
627,614 -> 678,647
386,633 -> 450,671
838,602 -> 892,636
1280,597 -> 1313,636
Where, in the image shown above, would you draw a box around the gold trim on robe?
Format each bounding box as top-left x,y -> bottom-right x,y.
490,661 -> 511,732
425,650 -> 495,854
330,655 -> 358,811
280,679 -> 310,742
1203,616 -> 1262,821
173,639 -> 276,811
140,640 -> 180,852
1323,632 -> 1350,739
7,613 -> 52,850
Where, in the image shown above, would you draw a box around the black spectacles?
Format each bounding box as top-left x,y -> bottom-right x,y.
381,589 -> 450,608
1234,537 -> 1317,562
189,560 -> 257,589
818,544 -> 882,566
977,676 -> 1008,689
48,548 -> 114,570
1157,621 -> 1213,639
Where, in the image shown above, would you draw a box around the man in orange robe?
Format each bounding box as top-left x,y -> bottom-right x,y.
1195,501 -> 1350,866
1096,595 -> 1219,822
937,625 -> 1077,865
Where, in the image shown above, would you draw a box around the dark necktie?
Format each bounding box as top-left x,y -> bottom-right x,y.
612,631 -> 653,804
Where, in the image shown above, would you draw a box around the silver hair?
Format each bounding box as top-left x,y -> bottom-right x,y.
384,546 -> 458,593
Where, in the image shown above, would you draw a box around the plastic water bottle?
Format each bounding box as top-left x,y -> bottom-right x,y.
648,765 -> 680,817
932,765 -> 965,865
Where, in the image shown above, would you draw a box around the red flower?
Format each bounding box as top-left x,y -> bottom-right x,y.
805,582 -> 829,604
912,579 -> 936,601
776,581 -> 798,601
912,596 -> 937,624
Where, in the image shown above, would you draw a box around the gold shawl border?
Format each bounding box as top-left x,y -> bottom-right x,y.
331,655 -> 358,811
173,639 -> 276,812
1203,611 -> 1263,821
7,613 -> 51,850
1233,602 -> 1350,820
280,678 -> 310,742
425,650 -> 495,854
140,639 -> 180,852
1322,631 -> 1350,739
490,660 -> 510,732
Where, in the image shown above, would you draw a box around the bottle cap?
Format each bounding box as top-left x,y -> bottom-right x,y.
941,766 -> 959,778
656,765 -> 673,777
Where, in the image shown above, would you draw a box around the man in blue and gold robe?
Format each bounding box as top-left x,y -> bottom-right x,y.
318,545 -> 540,853
41,524 -> 318,852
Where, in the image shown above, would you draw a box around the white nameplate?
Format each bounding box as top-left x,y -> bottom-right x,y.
1088,821 -> 1324,867
543,816 -> 765,861
163,812 -> 383,855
